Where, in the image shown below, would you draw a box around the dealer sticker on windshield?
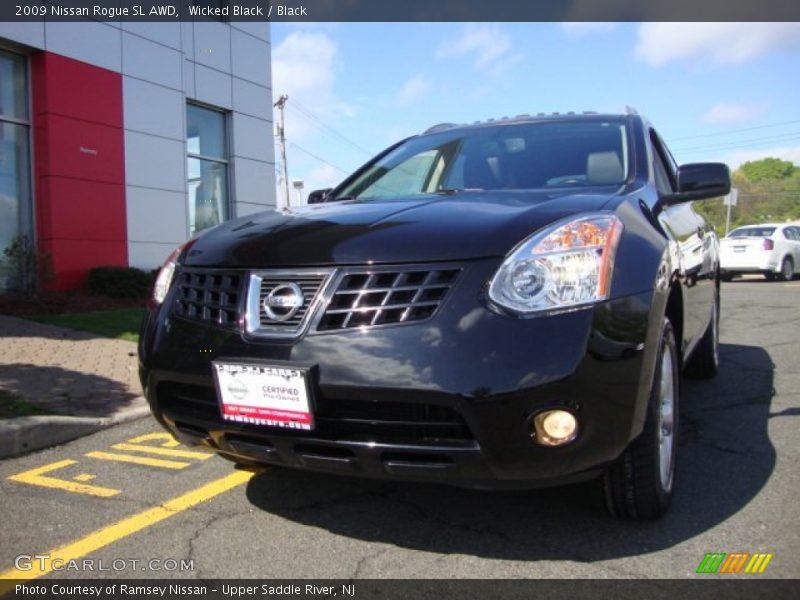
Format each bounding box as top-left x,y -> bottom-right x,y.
212,362 -> 313,430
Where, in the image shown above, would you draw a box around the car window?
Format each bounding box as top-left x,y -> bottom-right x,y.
649,130 -> 677,194
335,119 -> 631,200
728,227 -> 776,238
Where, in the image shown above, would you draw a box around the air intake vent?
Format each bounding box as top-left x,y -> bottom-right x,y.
174,269 -> 243,328
317,267 -> 461,331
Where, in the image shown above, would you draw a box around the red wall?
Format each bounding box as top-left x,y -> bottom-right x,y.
31,52 -> 127,290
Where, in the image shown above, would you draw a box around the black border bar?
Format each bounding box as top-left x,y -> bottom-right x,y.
2,0 -> 800,22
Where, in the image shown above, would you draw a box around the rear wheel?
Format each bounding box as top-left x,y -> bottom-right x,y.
779,257 -> 794,281
685,287 -> 719,379
603,318 -> 679,520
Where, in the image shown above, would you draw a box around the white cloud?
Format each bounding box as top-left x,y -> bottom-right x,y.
272,31 -> 355,141
719,147 -> 800,170
635,22 -> 800,67
436,24 -> 516,71
560,22 -> 618,36
394,74 -> 432,106
703,103 -> 765,125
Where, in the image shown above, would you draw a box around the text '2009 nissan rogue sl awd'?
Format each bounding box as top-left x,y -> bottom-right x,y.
139,111 -> 729,519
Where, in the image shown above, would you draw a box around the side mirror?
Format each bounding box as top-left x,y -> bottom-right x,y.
307,188 -> 333,204
663,163 -> 731,206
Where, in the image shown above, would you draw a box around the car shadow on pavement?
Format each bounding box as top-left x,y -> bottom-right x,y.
244,343 -> 775,561
0,363 -> 141,418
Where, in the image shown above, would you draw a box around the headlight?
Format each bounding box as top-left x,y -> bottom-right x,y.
152,244 -> 185,305
488,213 -> 623,316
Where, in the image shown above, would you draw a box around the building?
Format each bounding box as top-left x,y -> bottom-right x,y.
0,20 -> 276,291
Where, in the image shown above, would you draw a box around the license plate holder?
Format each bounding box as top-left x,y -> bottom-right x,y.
212,361 -> 314,430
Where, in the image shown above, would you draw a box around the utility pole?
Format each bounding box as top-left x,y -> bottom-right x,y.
273,94 -> 290,209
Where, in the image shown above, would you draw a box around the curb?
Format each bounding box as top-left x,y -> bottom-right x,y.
0,403 -> 152,460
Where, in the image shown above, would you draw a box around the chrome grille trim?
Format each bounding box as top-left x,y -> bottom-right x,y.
315,266 -> 462,332
245,268 -> 336,338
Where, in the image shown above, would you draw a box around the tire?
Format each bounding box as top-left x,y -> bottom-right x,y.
764,272 -> 776,281
685,287 -> 719,379
779,257 -> 794,281
603,318 -> 679,520
720,272 -> 734,282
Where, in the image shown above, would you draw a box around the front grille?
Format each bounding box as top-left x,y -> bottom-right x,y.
245,270 -> 333,337
158,383 -> 473,443
317,268 -> 461,331
174,269 -> 244,328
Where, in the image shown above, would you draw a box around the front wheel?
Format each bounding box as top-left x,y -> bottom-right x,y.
603,318 -> 679,520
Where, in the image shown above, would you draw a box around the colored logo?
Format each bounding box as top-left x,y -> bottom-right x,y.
696,552 -> 773,574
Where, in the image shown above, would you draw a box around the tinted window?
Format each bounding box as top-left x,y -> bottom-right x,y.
728,227 -> 776,238
336,120 -> 630,200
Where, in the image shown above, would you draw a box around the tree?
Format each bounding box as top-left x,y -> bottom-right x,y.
738,157 -> 795,182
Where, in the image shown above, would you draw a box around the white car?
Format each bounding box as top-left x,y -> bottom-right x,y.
720,223 -> 800,281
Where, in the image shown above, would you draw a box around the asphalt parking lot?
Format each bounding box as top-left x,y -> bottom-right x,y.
1,278 -> 798,582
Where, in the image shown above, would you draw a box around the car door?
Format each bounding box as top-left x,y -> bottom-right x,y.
651,129 -> 715,348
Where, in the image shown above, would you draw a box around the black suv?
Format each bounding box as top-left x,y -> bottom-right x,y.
139,111 -> 729,519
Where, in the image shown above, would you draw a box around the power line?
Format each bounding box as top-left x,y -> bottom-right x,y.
287,100 -> 375,156
668,119 -> 800,142
674,131 -> 800,154
677,135 -> 800,156
289,142 -> 353,175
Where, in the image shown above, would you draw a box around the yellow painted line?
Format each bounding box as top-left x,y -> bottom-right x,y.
111,443 -> 213,460
127,432 -> 181,447
73,474 -> 96,482
0,469 -> 257,585
784,283 -> 800,288
758,553 -> 773,573
85,451 -> 190,470
7,460 -> 120,498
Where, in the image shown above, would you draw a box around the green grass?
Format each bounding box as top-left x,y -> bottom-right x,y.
29,308 -> 145,342
0,390 -> 52,419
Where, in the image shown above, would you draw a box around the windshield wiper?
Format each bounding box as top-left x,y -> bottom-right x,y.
436,187 -> 483,195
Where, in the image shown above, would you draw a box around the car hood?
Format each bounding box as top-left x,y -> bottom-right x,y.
183,190 -> 616,267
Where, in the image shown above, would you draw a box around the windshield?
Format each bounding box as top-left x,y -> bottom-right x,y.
728,227 -> 776,238
334,119 -> 631,200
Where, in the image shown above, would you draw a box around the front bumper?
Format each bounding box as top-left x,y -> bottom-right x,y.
139,259 -> 655,489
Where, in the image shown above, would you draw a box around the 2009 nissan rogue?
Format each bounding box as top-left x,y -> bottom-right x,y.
138,111 -> 729,519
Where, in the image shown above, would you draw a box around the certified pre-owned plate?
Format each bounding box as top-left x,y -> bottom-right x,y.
212,362 -> 314,430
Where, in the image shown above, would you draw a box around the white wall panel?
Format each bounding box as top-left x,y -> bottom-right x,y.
183,59 -> 196,98
232,157 -> 274,206
0,22 -> 45,49
126,187 -> 188,244
121,23 -> 181,50
231,30 -> 270,87
235,202 -> 273,218
122,32 -> 182,90
194,64 -> 232,110
232,113 -> 273,162
192,22 -> 231,73
123,77 -> 184,140
45,21 -> 121,72
124,131 -> 185,192
128,241 -> 182,269
232,77 -> 271,120
231,22 -> 269,42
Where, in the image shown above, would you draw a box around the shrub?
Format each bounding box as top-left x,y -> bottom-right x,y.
86,266 -> 156,299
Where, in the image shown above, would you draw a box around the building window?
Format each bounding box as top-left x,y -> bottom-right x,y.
187,104 -> 229,236
0,50 -> 31,291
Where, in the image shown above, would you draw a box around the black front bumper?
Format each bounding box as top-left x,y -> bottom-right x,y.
139,259 -> 656,490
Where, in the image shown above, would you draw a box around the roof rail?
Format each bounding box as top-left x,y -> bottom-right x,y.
624,105 -> 639,115
423,123 -> 459,134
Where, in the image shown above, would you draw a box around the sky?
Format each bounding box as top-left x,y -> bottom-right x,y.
270,22 -> 800,203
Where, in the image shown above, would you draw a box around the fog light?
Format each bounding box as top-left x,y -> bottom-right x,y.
533,410 -> 578,446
